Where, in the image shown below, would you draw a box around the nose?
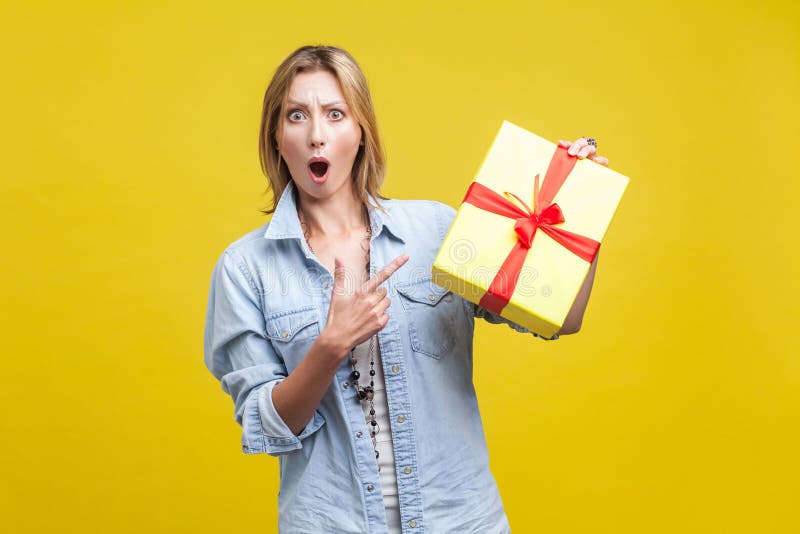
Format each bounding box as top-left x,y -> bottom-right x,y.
309,116 -> 325,149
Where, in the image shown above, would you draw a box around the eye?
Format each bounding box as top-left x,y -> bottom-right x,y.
287,109 -> 305,121
329,109 -> 344,120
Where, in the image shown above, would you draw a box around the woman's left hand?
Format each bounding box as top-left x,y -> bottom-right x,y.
558,138 -> 609,167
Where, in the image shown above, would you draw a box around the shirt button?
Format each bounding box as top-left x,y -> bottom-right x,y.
343,381 -> 350,389
324,283 -> 330,289
356,431 -> 363,438
397,415 -> 405,423
404,467 -> 412,474
367,484 -> 374,492
391,365 -> 400,373
409,520 -> 417,528
280,331 -> 289,339
427,294 -> 435,301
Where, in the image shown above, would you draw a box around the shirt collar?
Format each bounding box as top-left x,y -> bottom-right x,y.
263,180 -> 406,244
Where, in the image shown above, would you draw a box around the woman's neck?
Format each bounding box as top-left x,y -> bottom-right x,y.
295,183 -> 367,239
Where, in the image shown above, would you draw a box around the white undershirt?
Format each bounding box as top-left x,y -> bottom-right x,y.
352,336 -> 402,533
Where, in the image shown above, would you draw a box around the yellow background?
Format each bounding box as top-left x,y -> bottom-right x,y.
1,1 -> 797,532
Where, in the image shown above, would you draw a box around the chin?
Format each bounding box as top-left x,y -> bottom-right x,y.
294,175 -> 353,201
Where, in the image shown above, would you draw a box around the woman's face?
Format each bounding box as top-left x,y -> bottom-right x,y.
278,69 -> 363,203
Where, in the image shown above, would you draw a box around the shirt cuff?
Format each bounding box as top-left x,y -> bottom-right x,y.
249,380 -> 325,456
501,312 -> 561,340
533,331 -> 561,341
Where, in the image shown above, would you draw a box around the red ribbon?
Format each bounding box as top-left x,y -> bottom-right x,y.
462,145 -> 600,314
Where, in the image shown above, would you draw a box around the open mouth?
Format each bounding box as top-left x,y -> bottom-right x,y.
309,161 -> 329,177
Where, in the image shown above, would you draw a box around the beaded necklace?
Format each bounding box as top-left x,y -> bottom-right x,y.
297,203 -> 382,470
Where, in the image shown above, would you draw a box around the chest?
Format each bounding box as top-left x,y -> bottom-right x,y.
256,230 -> 470,372
306,233 -> 372,283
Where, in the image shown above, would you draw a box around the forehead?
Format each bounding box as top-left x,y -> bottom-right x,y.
286,70 -> 346,102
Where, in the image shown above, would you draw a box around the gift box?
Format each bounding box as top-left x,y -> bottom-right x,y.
431,120 -> 629,338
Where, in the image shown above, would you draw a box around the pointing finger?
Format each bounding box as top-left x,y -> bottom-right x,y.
364,253 -> 409,293
369,286 -> 388,305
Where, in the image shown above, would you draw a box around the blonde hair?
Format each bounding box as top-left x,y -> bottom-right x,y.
258,45 -> 387,215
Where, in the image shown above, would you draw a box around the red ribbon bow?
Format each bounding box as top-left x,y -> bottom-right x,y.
462,145 -> 600,314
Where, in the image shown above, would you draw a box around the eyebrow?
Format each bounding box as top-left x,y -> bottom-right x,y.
286,99 -> 347,108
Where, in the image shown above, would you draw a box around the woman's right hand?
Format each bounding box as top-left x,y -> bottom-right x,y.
323,253 -> 409,361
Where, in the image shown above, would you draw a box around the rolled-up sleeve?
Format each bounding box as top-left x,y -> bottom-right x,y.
472,302 -> 560,340
204,248 -> 324,456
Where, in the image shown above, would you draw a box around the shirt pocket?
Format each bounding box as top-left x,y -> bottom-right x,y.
396,278 -> 456,360
265,305 -> 321,369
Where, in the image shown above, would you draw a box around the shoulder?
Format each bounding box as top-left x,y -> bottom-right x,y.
381,197 -> 455,217
380,198 -> 457,240
212,222 -> 274,278
219,223 -> 269,255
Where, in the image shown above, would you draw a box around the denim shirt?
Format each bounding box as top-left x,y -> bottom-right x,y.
203,180 -> 558,534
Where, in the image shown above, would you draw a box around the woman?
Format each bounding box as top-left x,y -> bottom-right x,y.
204,45 -> 607,533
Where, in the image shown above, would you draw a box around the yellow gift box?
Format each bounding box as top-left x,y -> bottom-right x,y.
432,120 -> 629,338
